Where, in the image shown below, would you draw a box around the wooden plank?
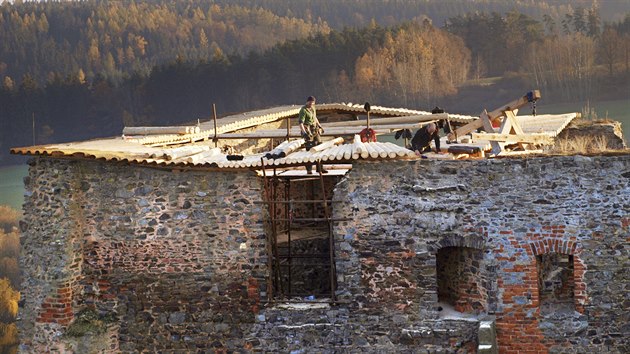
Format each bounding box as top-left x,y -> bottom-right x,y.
245,122 -> 431,137
471,132 -> 553,145
124,126 -> 200,135
321,113 -> 447,127
211,127 -> 401,139
496,149 -> 544,156
480,109 -> 496,133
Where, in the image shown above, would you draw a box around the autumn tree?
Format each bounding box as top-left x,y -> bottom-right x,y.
354,22 -> 470,107
0,278 -> 19,323
527,33 -> 596,100
599,26 -> 621,76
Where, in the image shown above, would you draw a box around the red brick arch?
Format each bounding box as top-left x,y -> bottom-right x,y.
528,239 -> 587,313
528,238 -> 581,257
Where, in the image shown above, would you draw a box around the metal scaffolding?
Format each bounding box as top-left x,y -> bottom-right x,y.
259,160 -> 347,303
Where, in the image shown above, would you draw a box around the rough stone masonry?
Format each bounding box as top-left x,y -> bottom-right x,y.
18,154 -> 630,353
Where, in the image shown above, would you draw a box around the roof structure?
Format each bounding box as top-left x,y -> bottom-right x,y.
10,102 -> 578,169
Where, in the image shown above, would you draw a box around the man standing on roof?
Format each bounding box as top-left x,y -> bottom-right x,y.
299,96 -> 327,174
411,122 -> 441,156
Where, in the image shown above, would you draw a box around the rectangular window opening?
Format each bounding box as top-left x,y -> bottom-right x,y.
536,253 -> 575,315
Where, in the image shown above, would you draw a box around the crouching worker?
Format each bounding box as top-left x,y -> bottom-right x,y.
299,96 -> 327,174
411,122 -> 441,156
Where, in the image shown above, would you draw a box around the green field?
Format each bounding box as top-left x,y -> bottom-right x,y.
0,165 -> 28,211
536,99 -> 630,142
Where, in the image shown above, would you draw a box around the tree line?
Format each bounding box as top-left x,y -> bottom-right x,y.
1,4 -> 630,166
1,1 -> 628,86
204,0 -> 629,32
445,8 -> 630,101
0,0 -> 331,84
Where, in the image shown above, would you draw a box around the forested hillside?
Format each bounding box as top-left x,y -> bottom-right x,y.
1,1 -> 630,167
1,0 -> 628,85
212,0 -> 630,29
0,0 -> 330,83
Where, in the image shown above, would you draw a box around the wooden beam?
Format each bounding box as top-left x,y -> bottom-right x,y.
310,137 -> 345,152
471,132 -> 553,145
480,109 -> 496,133
480,110 -> 503,155
320,113 -> 448,127
496,149 -> 544,157
212,125 -> 426,139
450,90 -> 541,138
123,126 -> 200,135
265,139 -> 305,158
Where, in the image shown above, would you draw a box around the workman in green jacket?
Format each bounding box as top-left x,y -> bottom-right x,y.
298,96 -> 327,174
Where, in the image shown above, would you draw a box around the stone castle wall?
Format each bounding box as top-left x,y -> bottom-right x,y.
19,158 -> 268,352
18,154 -> 630,353
333,156 -> 630,353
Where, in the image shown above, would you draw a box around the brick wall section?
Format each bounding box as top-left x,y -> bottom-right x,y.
19,158 -> 268,352
333,155 -> 630,353
437,246 -> 487,314
19,158 -> 87,347
18,154 -> 630,353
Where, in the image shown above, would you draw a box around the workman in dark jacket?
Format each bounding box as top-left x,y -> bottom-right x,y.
411,122 -> 440,155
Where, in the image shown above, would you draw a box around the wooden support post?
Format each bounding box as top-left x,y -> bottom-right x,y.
212,103 -> 218,147
32,112 -> 35,146
260,159 -> 274,301
479,110 -> 503,156
480,109 -> 495,133
502,110 -> 524,135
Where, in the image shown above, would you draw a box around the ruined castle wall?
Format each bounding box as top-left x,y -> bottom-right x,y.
18,154 -> 630,353
333,156 -> 630,353
19,158 -> 268,352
